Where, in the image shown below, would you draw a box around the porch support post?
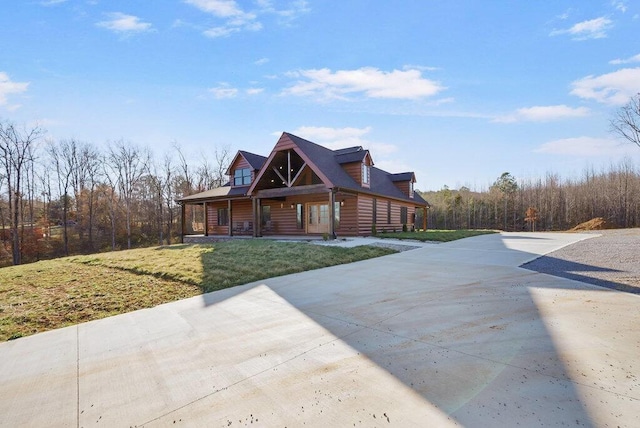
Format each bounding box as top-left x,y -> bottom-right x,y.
228,200 -> 232,237
423,207 -> 428,230
203,202 -> 208,236
256,198 -> 262,237
180,203 -> 186,243
329,190 -> 336,239
252,198 -> 258,237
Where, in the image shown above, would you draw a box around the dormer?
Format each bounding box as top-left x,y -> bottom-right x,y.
226,150 -> 267,188
390,172 -> 416,198
335,147 -> 374,188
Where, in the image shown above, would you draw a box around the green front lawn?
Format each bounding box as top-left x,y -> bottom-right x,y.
376,229 -> 497,242
0,241 -> 394,341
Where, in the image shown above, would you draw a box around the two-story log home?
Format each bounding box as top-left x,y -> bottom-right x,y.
178,132 -> 428,239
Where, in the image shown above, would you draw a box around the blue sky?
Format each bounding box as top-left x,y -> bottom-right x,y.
1,0 -> 640,191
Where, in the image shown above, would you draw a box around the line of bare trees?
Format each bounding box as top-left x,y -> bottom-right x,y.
1,119 -> 231,267
424,93 -> 640,231
421,160 -> 640,231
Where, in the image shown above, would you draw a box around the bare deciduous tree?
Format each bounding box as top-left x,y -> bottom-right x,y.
107,140 -> 150,249
0,121 -> 44,265
611,93 -> 640,149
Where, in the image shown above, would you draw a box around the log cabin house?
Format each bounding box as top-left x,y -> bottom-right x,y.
178,132 -> 429,239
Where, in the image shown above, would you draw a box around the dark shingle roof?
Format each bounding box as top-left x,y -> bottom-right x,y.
239,150 -> 267,170
335,150 -> 368,164
283,132 -> 425,205
390,172 -> 415,182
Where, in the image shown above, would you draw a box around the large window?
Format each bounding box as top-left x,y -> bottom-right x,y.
234,168 -> 252,186
333,201 -> 341,229
372,198 -> 377,223
362,163 -> 370,185
217,208 -> 228,226
261,205 -> 271,226
400,206 -> 408,225
296,204 -> 304,229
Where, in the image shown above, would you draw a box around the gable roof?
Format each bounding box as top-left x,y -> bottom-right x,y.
225,150 -> 267,175
239,150 -> 267,170
280,133 -> 425,205
390,172 -> 416,182
179,132 -> 428,206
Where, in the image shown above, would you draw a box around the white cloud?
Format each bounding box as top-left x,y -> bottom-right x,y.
246,88 -> 264,95
96,12 -> 152,34
612,1 -> 627,13
289,126 -> 398,156
184,0 -> 243,17
254,58 -> 269,66
40,0 -> 68,5
535,136 -> 635,156
493,105 -> 591,123
571,67 -> 640,105
550,16 -> 613,40
185,0 -> 264,38
209,84 -> 238,99
609,53 -> 640,64
203,26 -> 238,38
0,72 -> 29,108
283,67 -> 445,101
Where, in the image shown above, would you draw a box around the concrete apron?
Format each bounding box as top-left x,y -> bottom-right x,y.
1,232 -> 638,427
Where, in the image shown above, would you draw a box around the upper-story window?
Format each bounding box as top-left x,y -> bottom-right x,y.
234,168 -> 252,186
410,181 -> 414,198
362,163 -> 370,185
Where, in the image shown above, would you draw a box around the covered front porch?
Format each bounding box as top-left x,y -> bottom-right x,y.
179,185 -> 355,241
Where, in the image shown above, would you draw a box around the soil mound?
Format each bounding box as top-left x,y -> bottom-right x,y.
570,217 -> 611,231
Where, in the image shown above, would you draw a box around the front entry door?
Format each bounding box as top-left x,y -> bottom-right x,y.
307,203 -> 330,234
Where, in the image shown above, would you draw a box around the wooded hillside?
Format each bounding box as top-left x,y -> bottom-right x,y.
421,160 -> 640,231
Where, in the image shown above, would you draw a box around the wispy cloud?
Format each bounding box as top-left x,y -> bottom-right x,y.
40,0 -> 68,6
208,84 -> 264,98
282,67 -> 445,101
288,126 -> 398,157
550,16 -> 613,40
609,53 -> 640,64
612,1 -> 627,13
535,136 -> 634,156
184,0 -> 244,17
96,12 -> 153,34
0,72 -> 29,109
209,84 -> 238,99
571,67 -> 640,105
185,0 -> 308,38
493,105 -> 591,123
254,58 -> 269,66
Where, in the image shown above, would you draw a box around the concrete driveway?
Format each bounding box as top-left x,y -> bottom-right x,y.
1,232 -> 639,427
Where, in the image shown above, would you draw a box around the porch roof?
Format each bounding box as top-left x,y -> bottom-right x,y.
177,185 -> 250,203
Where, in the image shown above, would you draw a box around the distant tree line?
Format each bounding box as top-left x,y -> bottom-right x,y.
423,93 -> 640,232
1,119 -> 230,267
420,160 -> 640,231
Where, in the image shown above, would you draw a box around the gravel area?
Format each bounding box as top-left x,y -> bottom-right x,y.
522,229 -> 640,294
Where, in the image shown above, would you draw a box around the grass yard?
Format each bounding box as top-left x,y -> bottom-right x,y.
376,229 -> 497,242
0,240 -> 394,341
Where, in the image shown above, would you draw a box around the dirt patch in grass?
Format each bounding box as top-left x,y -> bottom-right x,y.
570,217 -> 613,231
0,241 -> 394,341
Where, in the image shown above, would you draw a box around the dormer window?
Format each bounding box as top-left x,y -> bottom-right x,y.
410,181 -> 414,198
234,168 -> 251,186
362,163 -> 370,185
